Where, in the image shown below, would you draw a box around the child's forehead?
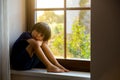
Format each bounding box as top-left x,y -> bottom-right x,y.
36,31 -> 44,35
34,29 -> 41,33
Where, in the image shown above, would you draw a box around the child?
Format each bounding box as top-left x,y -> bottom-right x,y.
10,22 -> 69,72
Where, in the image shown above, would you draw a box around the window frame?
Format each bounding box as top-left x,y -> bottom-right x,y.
26,0 -> 90,72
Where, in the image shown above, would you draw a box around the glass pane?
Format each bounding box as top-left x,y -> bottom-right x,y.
66,0 -> 91,8
35,11 -> 64,58
36,0 -> 64,8
66,10 -> 91,60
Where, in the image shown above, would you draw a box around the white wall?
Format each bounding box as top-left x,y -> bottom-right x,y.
8,0 -> 26,49
91,0 -> 120,80
0,0 -> 26,80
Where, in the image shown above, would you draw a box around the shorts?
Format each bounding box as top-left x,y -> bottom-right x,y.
11,41 -> 40,70
11,50 -> 40,70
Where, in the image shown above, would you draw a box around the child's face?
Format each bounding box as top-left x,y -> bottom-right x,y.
31,30 -> 44,41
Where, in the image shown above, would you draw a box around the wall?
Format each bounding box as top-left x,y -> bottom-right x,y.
8,0 -> 26,48
91,0 -> 120,80
0,0 -> 26,80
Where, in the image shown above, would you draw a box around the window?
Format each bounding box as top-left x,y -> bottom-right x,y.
26,0 -> 91,72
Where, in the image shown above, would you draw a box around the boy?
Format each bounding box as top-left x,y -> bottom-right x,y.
10,22 -> 69,72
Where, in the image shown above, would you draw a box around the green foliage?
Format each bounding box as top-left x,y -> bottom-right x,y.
38,11 -> 63,24
37,11 -> 90,59
52,24 -> 64,54
38,11 -> 56,24
67,21 -> 90,59
79,0 -> 88,7
48,23 -> 64,58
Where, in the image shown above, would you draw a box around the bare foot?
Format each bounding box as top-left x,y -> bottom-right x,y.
56,64 -> 70,72
47,65 -> 64,73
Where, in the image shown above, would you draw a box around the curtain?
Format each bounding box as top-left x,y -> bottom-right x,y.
0,0 -> 10,80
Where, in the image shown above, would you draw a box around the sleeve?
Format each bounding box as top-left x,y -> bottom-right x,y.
13,32 -> 32,48
17,32 -> 32,41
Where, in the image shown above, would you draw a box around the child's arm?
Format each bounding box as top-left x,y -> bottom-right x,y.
26,39 -> 43,57
27,39 -> 43,47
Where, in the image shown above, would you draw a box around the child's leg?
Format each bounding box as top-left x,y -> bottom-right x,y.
41,42 -> 69,72
26,44 -> 64,72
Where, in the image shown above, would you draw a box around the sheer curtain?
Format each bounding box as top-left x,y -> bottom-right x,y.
0,0 -> 10,80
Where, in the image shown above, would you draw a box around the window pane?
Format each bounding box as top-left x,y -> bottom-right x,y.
35,0 -> 64,8
66,0 -> 91,8
35,11 -> 64,58
66,10 -> 91,59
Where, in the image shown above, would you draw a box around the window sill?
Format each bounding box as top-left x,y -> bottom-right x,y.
11,68 -> 90,80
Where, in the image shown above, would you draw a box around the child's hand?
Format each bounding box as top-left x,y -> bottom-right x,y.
27,39 -> 43,47
36,40 -> 43,46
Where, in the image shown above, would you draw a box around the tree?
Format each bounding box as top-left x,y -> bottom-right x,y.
37,11 -> 63,24
68,21 -> 90,58
37,11 -> 64,58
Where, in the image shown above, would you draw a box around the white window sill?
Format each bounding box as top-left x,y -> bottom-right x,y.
11,68 -> 90,80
